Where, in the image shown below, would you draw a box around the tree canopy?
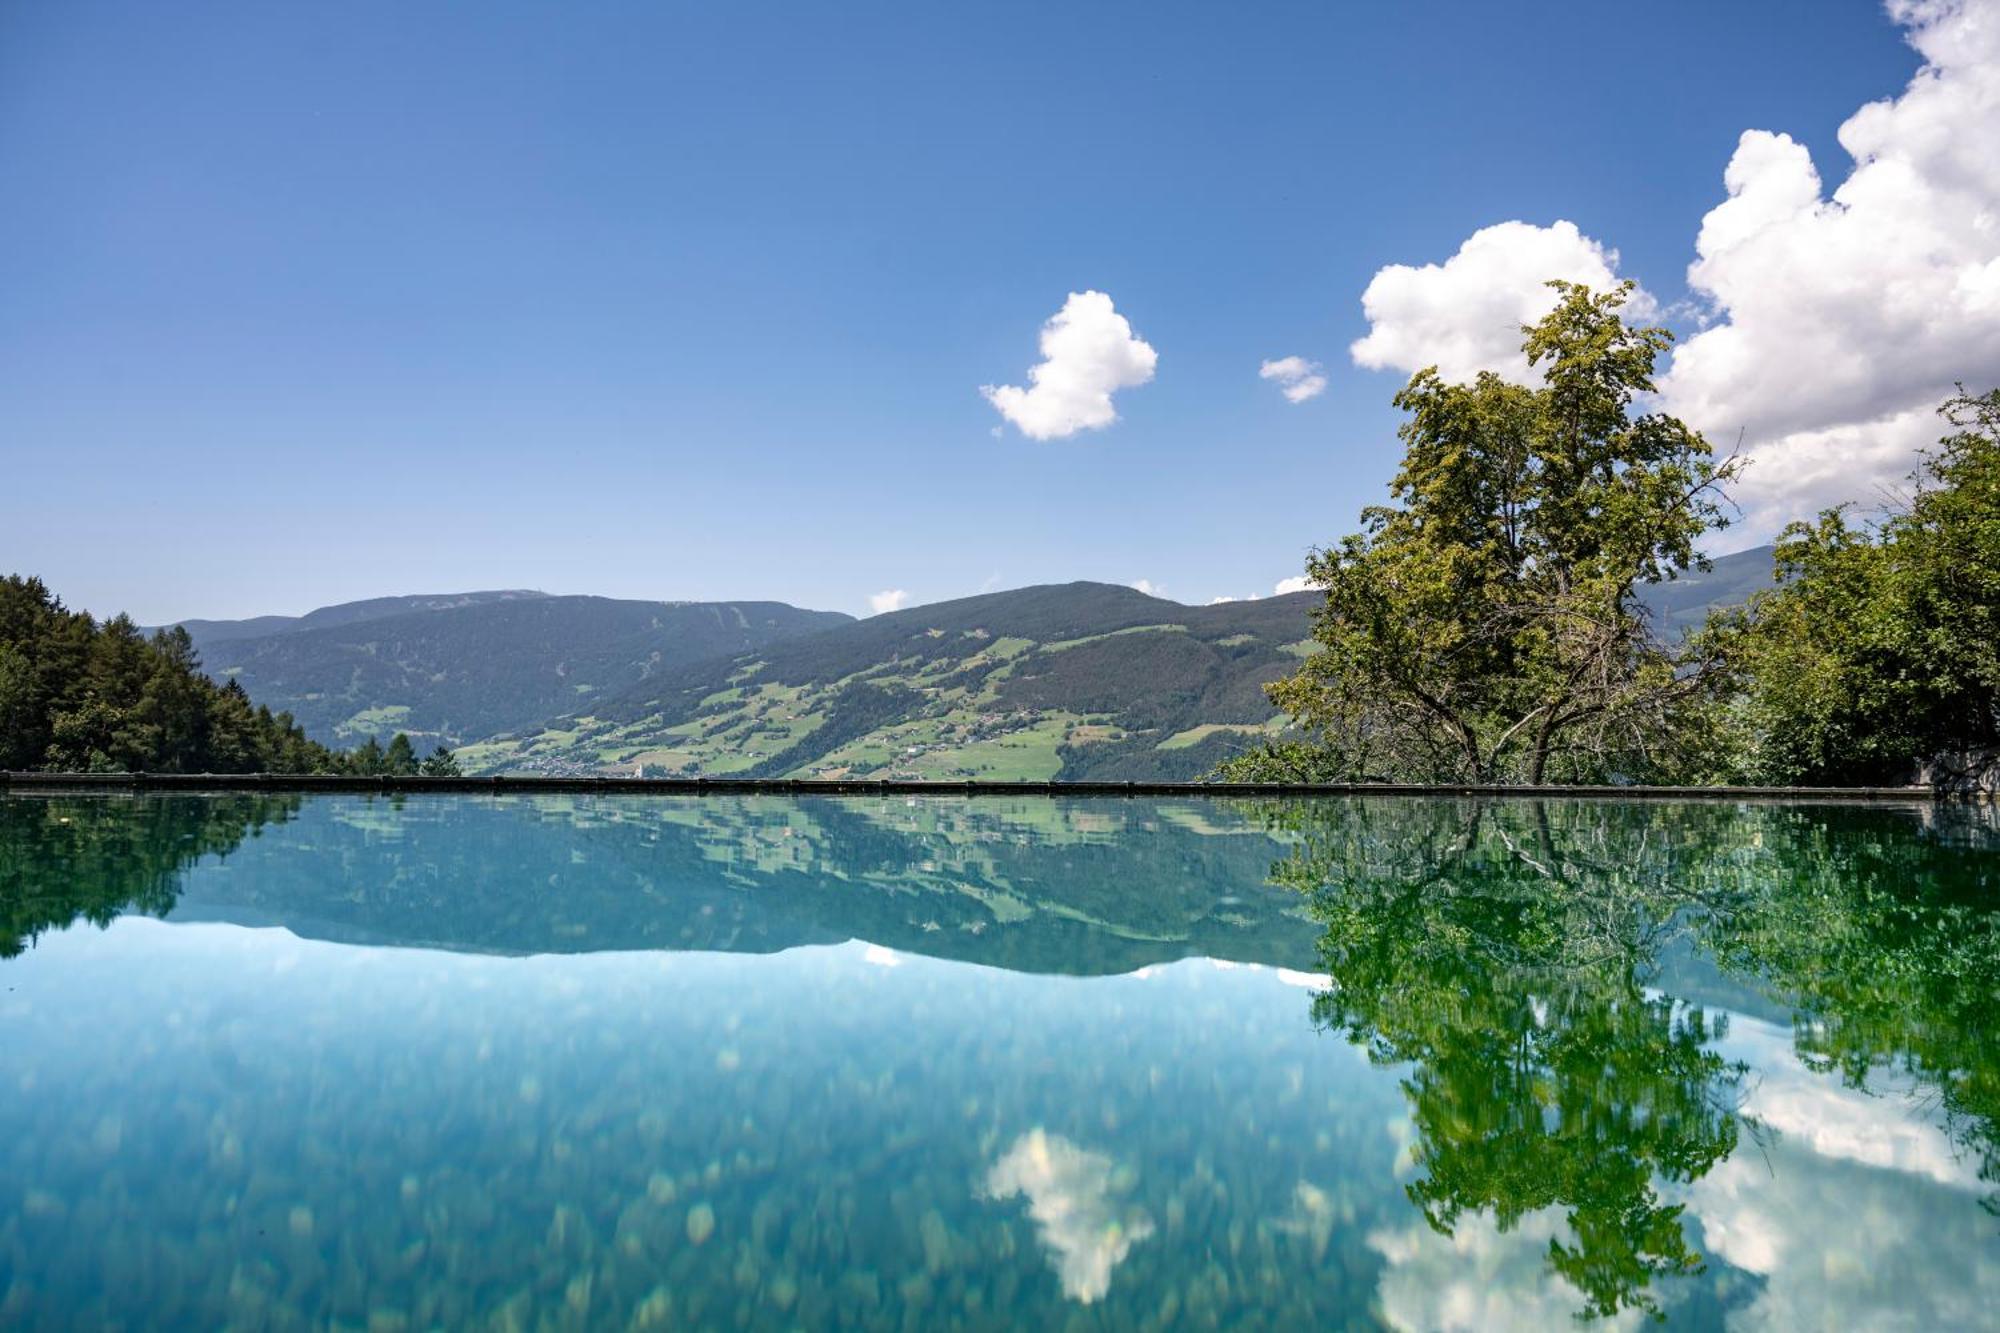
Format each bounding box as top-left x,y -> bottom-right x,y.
1228,283 -> 1737,785
1713,388 -> 2000,787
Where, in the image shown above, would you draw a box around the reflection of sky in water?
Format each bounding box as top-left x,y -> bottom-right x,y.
3,920 -> 1408,1330
2,793 -> 1996,1330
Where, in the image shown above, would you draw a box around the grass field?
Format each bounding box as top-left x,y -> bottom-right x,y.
1157,720 -> 1281,750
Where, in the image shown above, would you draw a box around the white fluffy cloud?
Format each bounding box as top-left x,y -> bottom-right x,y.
982,291 -> 1158,440
1209,574 -> 1317,603
1350,220 -> 1654,384
1656,0 -> 2000,530
983,1130 -> 1155,1304
1129,578 -> 1166,597
868,589 -> 909,615
1347,0 -> 2000,537
1260,355 -> 1329,403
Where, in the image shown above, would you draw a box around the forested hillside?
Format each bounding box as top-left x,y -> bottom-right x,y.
456,583 -> 1374,780
1639,545 -> 1776,638
158,589 -> 547,657
0,575 -> 335,773
458,562 -> 1777,781
193,596 -> 853,748
7,552 -> 1775,780
164,795 -> 1318,975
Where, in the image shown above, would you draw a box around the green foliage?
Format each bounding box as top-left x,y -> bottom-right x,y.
1249,283 -> 1739,785
1265,799 -> 1738,1318
331,731 -> 459,776
0,794 -> 300,956
383,732 -> 418,776
420,744 -> 463,776
348,737 -> 385,774
1717,388 -> 2000,786
0,575 -> 341,774
1212,739 -> 1360,784
1257,796 -> 2000,1317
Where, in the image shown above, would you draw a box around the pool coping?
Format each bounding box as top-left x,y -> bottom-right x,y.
0,771 -> 1943,801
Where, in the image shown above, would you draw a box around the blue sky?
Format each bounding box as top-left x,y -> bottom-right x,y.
0,1 -> 1956,621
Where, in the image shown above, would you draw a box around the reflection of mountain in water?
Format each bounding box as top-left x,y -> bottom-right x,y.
142,794 -> 1324,976
6,789 -> 1998,1324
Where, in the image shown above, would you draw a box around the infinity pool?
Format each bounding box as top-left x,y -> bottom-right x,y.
1,793 -> 1994,1329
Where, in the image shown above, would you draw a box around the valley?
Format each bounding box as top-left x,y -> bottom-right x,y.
161,546 -> 1777,783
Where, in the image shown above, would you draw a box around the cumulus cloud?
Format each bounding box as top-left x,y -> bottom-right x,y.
1260,355 -> 1329,403
1350,220 -> 1655,384
982,291 -> 1158,440
1655,0 -> 2000,530
1347,0 -> 2000,538
1210,574 -> 1318,603
1129,578 -> 1166,597
868,589 -> 909,615
983,1130 -> 1155,1304
1715,1014 -> 1982,1190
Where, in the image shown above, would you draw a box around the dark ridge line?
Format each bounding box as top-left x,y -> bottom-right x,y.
0,771 -> 1941,802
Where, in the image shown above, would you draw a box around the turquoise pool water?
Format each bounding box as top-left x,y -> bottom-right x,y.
1,793 -> 1995,1329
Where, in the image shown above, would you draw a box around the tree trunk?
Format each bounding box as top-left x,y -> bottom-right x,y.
1528,714 -> 1557,784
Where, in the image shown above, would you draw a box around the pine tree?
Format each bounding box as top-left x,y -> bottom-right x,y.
383,733 -> 418,776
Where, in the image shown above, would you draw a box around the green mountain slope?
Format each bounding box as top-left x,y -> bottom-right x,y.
158,589 -> 550,656
1642,544 -> 1776,638
463,554 -> 1779,782
157,794 -> 1320,976
459,583 -> 1323,780
197,596 -> 853,748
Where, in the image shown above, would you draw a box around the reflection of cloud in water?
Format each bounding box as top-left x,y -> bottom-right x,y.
1721,1016 -> 1980,1189
1368,1012 -> 2000,1333
983,1129 -> 1154,1304
1684,1015 -> 1999,1330
1269,1179 -> 1339,1262
1368,1208 -> 1649,1333
1685,1143 -> 2000,1331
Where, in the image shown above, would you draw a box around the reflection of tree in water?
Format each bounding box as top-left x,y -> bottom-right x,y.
1699,803 -> 2000,1216
1267,799 -> 1743,1319
1261,797 -> 2000,1320
0,794 -> 301,957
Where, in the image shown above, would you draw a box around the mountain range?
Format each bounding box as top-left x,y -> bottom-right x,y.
160,545 -> 1776,780
161,595 -> 851,749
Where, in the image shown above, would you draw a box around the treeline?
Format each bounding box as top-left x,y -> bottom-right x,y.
1226,280 -> 1999,792
1709,388 -> 1999,786
0,793 -> 301,957
0,575 -> 458,775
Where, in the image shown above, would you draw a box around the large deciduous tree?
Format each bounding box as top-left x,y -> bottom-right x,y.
1234,282 -> 1738,784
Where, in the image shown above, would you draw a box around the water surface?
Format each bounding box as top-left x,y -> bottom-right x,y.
1,793 -> 1995,1329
